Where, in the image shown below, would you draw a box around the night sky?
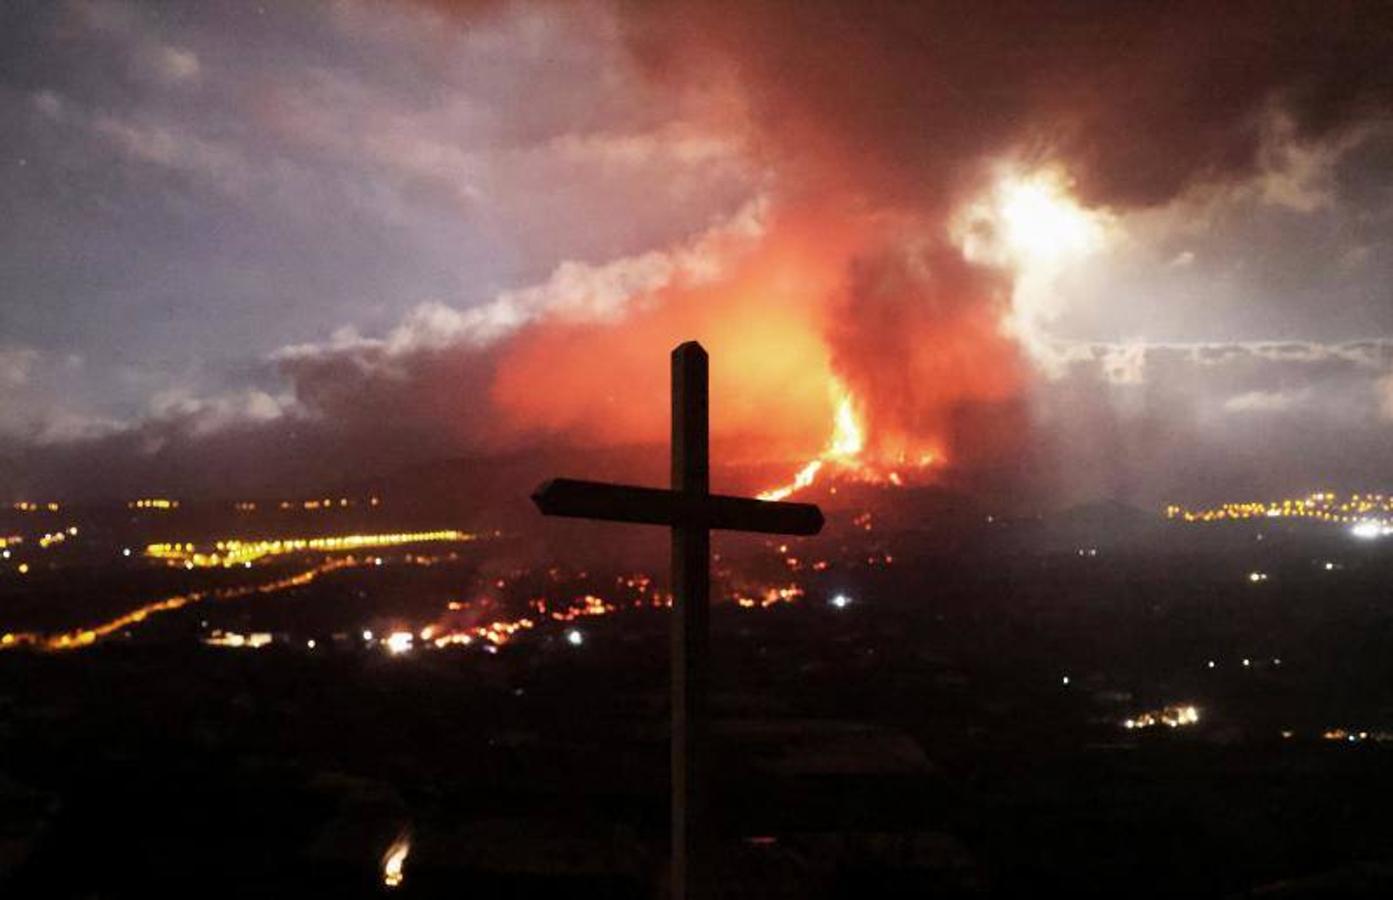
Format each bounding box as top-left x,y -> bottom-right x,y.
2,0 -> 1392,503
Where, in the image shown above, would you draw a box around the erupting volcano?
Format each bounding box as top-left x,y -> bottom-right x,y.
480,166 -> 1106,505
7,2 -> 1393,897
5,0 -> 1392,513
750,168 -> 1115,501
757,384 -> 940,501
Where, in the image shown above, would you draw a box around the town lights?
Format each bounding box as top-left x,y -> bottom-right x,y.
144,529 -> 478,568
1122,704 -> 1200,731
1170,494 -> 1393,535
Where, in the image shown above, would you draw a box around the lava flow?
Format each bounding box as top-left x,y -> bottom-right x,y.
757,382 -> 939,501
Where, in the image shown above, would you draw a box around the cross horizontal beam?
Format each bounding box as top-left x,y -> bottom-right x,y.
531,478 -> 824,536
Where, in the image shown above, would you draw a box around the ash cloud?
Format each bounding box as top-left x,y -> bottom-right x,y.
614,0 -> 1393,496
619,1 -> 1393,208
824,237 -> 1024,467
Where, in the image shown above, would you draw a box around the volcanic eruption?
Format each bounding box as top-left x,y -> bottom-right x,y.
10,0 -> 1393,508
349,0 -> 1393,511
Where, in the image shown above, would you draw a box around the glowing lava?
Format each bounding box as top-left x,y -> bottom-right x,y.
758,385 -> 862,500
758,383 -> 937,501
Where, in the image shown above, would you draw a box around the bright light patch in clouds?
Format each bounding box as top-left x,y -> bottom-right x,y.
1223,389 -> 1308,415
954,168 -> 1114,370
993,172 -> 1108,266
955,168 -> 1111,270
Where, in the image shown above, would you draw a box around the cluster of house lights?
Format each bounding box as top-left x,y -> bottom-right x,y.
1166,492 -> 1393,528
1123,704 -> 1201,730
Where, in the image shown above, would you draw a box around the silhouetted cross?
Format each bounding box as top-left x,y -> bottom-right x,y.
531,341 -> 823,900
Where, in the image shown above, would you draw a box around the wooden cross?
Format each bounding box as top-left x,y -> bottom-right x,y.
531,341 -> 823,899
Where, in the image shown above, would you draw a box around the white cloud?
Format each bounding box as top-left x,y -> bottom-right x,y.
549,126 -> 740,169
92,115 -> 256,197
143,388 -> 300,440
1224,389 -> 1309,414
0,348 -> 116,445
275,197 -> 767,368
1099,343 -> 1148,385
1038,338 -> 1393,382
73,1 -> 200,82
1251,112 -> 1362,213
1381,374 -> 1393,422
0,348 -> 39,388
32,90 -> 64,121
30,412 -> 129,446
149,45 -> 201,84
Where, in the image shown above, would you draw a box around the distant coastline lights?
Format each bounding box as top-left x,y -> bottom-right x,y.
1166,493 -> 1393,539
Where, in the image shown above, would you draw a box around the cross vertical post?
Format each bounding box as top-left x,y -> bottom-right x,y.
670,341 -> 709,900
529,340 -> 823,900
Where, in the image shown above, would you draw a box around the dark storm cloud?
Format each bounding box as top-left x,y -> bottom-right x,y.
617,0 -> 1393,210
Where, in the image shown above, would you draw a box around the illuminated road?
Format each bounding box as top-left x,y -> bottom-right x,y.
1,527 -> 850,655
146,528 -> 481,568
2,556 -> 360,652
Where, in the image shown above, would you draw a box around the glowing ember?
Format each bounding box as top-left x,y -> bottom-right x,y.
381,833 -> 410,889
733,584 -> 804,609
203,630 -> 273,649
758,459 -> 823,503
548,594 -> 615,622
1123,704 -> 1201,731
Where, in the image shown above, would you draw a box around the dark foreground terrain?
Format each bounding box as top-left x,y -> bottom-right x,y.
5,496 -> 1393,897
